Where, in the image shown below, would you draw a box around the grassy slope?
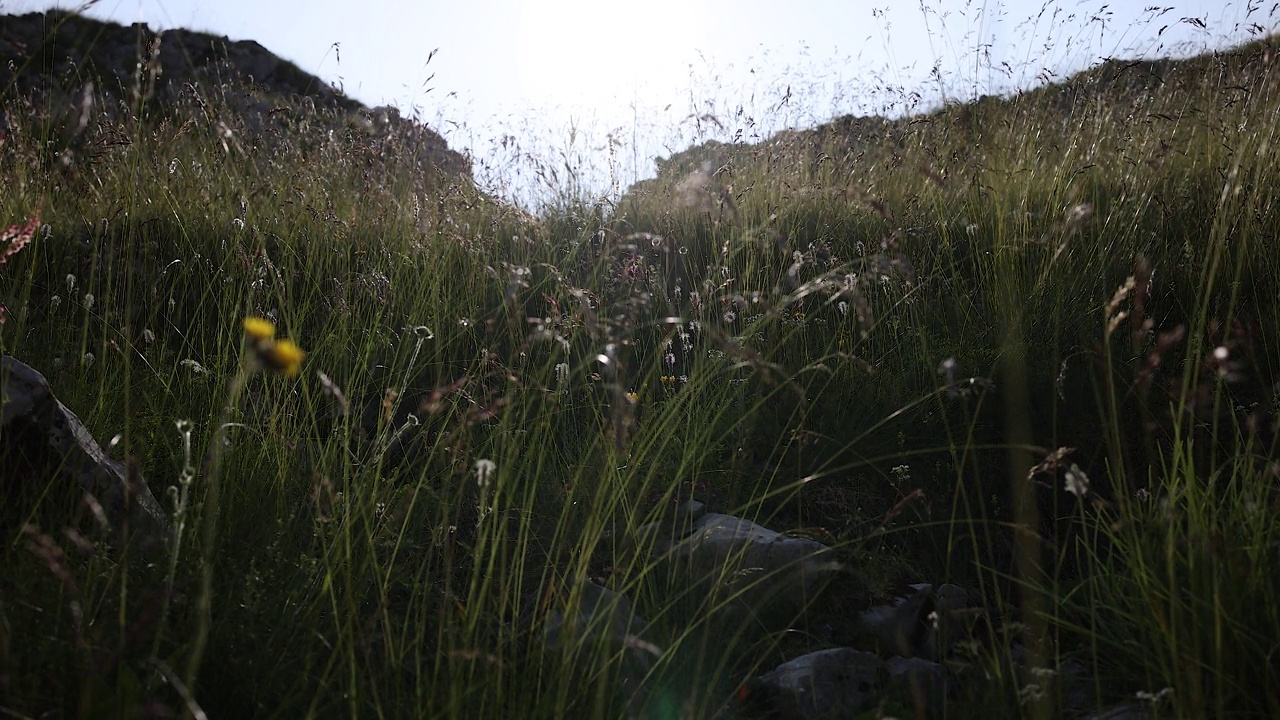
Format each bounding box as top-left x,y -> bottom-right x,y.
1,14 -> 1277,719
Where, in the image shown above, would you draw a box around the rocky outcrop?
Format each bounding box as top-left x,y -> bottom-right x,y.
0,10 -> 355,111
623,34 -> 1280,207
1,356 -> 169,549
0,9 -> 470,179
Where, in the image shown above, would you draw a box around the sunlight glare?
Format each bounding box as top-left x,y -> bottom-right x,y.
515,0 -> 706,106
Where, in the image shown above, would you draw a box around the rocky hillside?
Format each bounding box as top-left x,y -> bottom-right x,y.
625,33 -> 1276,204
0,9 -> 470,179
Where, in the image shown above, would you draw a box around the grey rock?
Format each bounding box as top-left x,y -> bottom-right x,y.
885,655 -> 947,715
934,583 -> 968,613
633,506 -> 842,622
858,582 -> 970,661
753,648 -> 882,720
1,356 -> 169,548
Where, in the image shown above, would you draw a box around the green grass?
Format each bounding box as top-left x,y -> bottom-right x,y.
1,10 -> 1278,719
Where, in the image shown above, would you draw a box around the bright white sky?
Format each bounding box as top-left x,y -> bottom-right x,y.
2,1 -> 1273,206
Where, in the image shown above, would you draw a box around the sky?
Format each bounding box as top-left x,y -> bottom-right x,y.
2,0 -> 1274,207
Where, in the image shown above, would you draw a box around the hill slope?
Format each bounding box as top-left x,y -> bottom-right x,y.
624,33 -> 1277,207
0,9 -> 470,180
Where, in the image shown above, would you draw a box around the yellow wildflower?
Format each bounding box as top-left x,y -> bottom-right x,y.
263,339 -> 306,376
243,316 -> 276,341
242,316 -> 305,376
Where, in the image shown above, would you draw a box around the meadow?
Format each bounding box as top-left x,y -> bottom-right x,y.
1,10 -> 1278,719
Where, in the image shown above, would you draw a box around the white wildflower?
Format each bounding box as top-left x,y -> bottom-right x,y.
1064,463 -> 1090,498
1135,687 -> 1173,703
891,464 -> 911,487
554,362 -> 569,395
473,458 -> 497,488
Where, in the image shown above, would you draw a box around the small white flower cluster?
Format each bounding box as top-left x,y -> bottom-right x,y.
890,464 -> 911,488
554,362 -> 570,395
1063,464 -> 1090,499
473,458 -> 497,488
1135,687 -> 1173,704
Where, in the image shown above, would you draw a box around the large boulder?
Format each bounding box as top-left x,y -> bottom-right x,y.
1,356 -> 169,549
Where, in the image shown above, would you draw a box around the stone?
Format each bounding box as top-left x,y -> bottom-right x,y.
885,655 -> 948,715
749,648 -> 882,720
1,356 -> 169,548
631,502 -> 842,624
857,582 -> 970,661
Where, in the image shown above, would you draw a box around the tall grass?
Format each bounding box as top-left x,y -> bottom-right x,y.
1,7 -> 1278,719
